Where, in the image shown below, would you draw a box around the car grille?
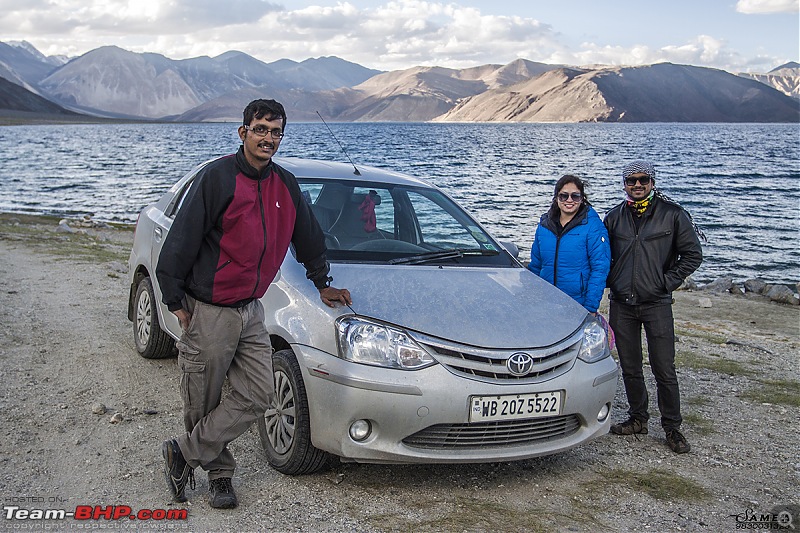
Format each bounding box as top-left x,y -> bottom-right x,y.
413,334 -> 580,384
402,415 -> 581,449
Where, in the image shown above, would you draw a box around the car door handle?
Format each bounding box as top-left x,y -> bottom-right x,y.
154,227 -> 163,242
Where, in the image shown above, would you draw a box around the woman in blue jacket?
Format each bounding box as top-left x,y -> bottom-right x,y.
528,175 -> 611,314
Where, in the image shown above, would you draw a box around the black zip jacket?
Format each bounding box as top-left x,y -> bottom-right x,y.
156,147 -> 329,311
604,195 -> 702,305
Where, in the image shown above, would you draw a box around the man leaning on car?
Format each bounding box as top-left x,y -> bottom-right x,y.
155,98 -> 351,509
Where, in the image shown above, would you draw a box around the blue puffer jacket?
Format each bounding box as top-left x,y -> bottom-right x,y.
528,205 -> 611,313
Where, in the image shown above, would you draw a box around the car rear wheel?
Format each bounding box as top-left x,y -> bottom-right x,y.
257,349 -> 331,475
133,276 -> 174,359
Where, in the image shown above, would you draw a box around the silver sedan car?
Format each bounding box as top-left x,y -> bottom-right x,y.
127,157 -> 618,475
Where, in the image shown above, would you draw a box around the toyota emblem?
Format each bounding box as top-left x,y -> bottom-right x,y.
507,352 -> 534,376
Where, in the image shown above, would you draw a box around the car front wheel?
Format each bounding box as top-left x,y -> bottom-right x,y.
133,276 -> 174,359
257,349 -> 331,475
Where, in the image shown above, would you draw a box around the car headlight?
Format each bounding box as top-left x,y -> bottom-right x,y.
577,316 -> 610,363
335,317 -> 436,370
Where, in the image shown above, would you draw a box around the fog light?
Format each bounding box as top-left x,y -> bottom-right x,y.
349,419 -> 372,441
597,403 -> 610,422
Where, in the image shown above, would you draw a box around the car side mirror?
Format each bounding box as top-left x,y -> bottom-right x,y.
499,241 -> 519,259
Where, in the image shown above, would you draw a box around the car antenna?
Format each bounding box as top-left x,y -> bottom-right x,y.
316,111 -> 361,176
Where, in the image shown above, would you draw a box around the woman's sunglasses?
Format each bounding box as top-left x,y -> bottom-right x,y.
625,176 -> 652,186
557,192 -> 583,202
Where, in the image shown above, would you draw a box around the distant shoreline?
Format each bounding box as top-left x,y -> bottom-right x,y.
0,211 -> 134,230
3,112 -> 798,127
0,110 -> 234,126
1,211 -> 797,291
0,111 -> 156,126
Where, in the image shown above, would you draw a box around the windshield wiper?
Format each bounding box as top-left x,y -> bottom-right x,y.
388,248 -> 500,265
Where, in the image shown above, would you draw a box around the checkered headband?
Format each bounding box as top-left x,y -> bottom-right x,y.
622,160 -> 656,183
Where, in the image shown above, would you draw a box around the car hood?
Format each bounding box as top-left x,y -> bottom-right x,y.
333,264 -> 588,349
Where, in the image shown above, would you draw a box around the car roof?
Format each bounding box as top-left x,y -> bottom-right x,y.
273,156 -> 434,189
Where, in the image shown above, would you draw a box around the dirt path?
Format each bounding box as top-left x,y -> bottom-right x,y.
0,214 -> 798,532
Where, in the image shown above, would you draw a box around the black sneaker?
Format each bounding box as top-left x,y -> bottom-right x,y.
162,439 -> 195,502
610,417 -> 648,435
208,477 -> 238,509
665,429 -> 691,454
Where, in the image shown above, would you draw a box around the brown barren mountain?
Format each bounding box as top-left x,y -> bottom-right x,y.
479,58 -> 564,89
435,63 -> 800,123
172,86 -> 366,123
433,67 -> 608,122
335,60 -> 563,121
2,38 -> 797,123
738,62 -> 800,100
335,66 -> 490,121
39,46 -> 203,118
0,75 -> 91,124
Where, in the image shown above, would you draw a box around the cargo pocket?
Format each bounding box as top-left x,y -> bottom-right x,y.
177,341 -> 206,410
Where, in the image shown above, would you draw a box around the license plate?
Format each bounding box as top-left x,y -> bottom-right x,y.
469,391 -> 562,422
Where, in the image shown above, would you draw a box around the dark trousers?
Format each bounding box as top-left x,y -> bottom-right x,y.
609,300 -> 682,431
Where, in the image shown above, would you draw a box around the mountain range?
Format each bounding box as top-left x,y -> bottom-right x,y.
0,41 -> 797,123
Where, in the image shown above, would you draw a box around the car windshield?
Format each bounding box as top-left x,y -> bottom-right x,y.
297,178 -> 516,267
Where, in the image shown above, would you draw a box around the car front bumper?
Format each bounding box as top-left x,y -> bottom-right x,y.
296,344 -> 618,464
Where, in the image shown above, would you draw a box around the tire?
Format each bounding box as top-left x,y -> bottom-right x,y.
133,277 -> 174,359
257,349 -> 331,475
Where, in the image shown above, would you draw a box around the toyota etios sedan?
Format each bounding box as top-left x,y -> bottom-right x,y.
128,157 -> 618,475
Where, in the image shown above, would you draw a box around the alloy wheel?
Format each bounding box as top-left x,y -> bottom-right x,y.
135,287 -> 152,346
265,370 -> 296,455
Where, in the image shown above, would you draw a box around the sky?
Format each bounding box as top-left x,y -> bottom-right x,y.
1,0 -> 798,73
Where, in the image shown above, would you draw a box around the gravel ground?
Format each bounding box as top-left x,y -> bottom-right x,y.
0,214 -> 798,532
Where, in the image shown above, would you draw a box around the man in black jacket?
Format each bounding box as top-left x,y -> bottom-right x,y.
156,99 -> 351,508
604,160 -> 702,454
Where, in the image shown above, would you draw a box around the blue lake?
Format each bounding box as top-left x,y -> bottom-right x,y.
0,122 -> 798,285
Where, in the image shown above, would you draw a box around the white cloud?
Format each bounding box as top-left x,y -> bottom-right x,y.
210,1 -> 563,70
0,0 -> 792,73
566,34 -> 780,73
736,0 -> 799,14
0,0 -> 282,37
0,0 -> 563,69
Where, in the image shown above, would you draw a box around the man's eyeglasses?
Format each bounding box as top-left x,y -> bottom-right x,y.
625,175 -> 652,186
245,125 -> 284,139
557,192 -> 583,202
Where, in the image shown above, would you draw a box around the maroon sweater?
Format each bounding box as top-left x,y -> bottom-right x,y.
156,147 -> 329,311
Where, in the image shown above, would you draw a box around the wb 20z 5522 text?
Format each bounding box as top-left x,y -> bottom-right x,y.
470,391 -> 562,422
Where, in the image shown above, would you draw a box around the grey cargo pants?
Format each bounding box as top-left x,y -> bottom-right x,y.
175,295 -> 273,480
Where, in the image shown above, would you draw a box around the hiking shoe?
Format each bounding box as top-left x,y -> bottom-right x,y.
162,439 -> 195,502
208,477 -> 238,509
610,417 -> 648,435
666,429 -> 691,454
